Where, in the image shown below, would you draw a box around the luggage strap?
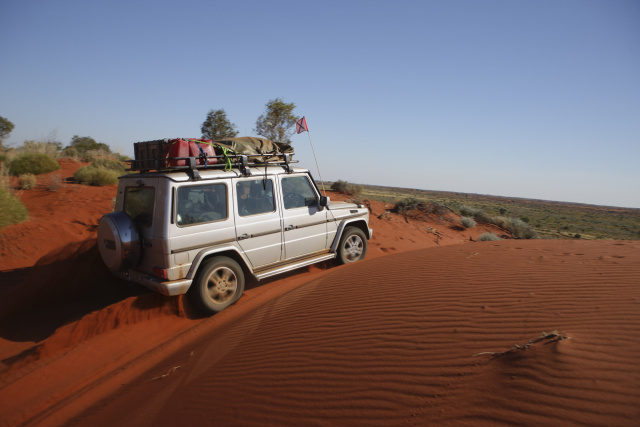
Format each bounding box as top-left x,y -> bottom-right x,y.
190,140 -> 209,168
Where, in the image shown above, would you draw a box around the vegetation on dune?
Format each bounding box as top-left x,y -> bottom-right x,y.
74,157 -> 126,186
1,129 -> 128,188
460,216 -> 477,229
74,167 -> 121,186
326,181 -> 640,241
391,196 -> 453,222
63,135 -> 111,157
0,116 -> 14,149
0,187 -> 28,229
478,232 -> 501,241
9,152 -> 60,176
18,173 -> 37,190
330,180 -> 363,197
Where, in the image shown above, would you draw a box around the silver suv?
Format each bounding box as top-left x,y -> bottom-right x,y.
97,144 -> 372,315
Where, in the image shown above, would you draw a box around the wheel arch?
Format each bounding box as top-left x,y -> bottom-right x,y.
330,219 -> 371,253
188,246 -> 255,284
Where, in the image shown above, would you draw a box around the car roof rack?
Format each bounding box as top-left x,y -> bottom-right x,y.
129,139 -> 298,179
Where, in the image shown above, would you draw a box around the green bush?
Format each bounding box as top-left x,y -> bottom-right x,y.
330,179 -> 363,196
60,146 -> 79,159
18,174 -> 37,189
80,149 -> 114,163
459,205 -> 491,223
20,140 -> 62,157
478,232 -> 501,241
491,216 -> 539,239
74,166 -> 121,186
460,216 -> 477,228
330,180 -> 348,193
0,187 -> 28,229
507,217 -> 539,239
90,157 -> 126,172
395,197 -> 421,213
9,152 -> 60,176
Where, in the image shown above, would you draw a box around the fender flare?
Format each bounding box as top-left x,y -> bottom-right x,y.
330,219 -> 372,253
187,244 -> 253,281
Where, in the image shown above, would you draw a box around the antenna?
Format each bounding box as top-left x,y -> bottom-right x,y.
296,117 -> 326,196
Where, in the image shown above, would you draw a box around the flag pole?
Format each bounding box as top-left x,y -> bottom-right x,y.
296,116 -> 326,196
305,129 -> 326,196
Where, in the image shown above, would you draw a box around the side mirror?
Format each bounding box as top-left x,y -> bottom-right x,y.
319,196 -> 330,208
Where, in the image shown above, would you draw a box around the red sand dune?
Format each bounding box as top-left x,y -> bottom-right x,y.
1,160 -> 639,426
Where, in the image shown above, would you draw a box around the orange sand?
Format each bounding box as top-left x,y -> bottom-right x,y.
1,160 -> 638,426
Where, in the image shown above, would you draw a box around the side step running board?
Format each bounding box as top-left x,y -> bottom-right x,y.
254,251 -> 336,280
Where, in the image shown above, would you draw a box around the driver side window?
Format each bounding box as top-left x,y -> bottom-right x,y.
282,176 -> 317,210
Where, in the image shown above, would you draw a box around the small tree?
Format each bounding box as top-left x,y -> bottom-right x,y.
201,109 -> 238,140
65,135 -> 111,155
254,98 -> 300,144
0,116 -> 15,149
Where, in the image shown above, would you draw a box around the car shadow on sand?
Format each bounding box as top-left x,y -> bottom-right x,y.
0,239 -> 151,346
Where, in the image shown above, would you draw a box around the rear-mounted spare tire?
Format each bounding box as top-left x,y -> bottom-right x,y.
97,212 -> 141,272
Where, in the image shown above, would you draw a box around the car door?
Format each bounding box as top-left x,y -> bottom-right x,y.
232,177 -> 283,268
279,174 -> 329,260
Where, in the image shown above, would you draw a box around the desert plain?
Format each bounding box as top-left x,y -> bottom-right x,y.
1,160 -> 639,426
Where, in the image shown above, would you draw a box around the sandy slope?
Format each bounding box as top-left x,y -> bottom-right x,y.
1,160 -> 639,426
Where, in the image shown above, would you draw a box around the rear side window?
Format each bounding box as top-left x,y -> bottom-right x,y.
124,187 -> 155,228
236,179 -> 274,217
176,183 -> 228,226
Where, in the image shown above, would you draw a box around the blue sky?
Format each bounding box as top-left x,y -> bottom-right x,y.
1,0 -> 639,208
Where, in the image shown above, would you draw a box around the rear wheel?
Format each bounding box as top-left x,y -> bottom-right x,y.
188,257 -> 245,315
337,227 -> 367,264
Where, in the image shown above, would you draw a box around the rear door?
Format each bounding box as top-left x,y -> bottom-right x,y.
279,174 -> 329,260
232,177 -> 283,268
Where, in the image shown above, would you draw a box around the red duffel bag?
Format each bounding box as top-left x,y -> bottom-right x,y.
165,139 -> 217,167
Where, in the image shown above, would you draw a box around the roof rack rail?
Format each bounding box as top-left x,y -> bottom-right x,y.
128,139 -> 297,177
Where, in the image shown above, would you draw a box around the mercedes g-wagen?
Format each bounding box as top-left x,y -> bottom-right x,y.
97,137 -> 372,315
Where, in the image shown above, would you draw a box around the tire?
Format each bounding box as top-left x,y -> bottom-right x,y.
188,257 -> 245,315
337,226 -> 367,265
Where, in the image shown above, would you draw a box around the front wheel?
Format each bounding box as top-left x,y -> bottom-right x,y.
187,257 -> 245,315
337,227 -> 368,264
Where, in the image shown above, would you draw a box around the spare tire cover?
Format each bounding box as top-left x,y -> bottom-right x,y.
97,212 -> 141,272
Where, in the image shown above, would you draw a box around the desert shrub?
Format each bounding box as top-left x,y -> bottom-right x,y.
478,232 -> 501,241
20,140 -> 62,157
81,149 -> 113,163
330,179 -> 362,196
491,216 -> 539,239
9,152 -> 60,176
395,197 -> 421,213
460,216 -> 477,228
331,180 -> 348,193
90,157 -> 126,172
459,205 -> 491,223
75,166 -> 121,186
0,187 -> 28,229
507,217 -> 539,239
60,146 -> 79,159
44,173 -> 62,191
18,173 -> 37,189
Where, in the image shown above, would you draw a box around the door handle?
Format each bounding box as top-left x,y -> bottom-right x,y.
285,225 -> 296,231
238,233 -> 250,240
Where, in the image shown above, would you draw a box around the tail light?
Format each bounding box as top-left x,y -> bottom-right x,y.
153,267 -> 168,279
